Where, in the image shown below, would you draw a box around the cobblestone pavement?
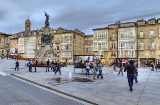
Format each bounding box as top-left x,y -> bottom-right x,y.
0,58 -> 160,105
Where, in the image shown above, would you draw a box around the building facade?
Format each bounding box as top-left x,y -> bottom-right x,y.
9,19 -> 85,64
7,16 -> 160,66
92,28 -> 108,65
0,32 -> 11,56
93,17 -> 160,66
84,34 -> 94,55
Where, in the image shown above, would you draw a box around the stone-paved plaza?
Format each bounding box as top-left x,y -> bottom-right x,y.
0,58 -> 160,105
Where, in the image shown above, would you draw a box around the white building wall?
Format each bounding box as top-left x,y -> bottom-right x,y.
18,38 -> 25,53
118,27 -> 136,58
25,37 -> 36,58
93,29 -> 108,55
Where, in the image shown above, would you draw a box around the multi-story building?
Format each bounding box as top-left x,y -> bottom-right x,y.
9,19 -> 85,64
108,23 -> 119,65
93,17 -> 160,66
10,19 -> 38,58
92,27 -> 108,65
52,27 -> 85,64
0,32 -> 11,56
137,18 -> 160,65
84,34 -> 94,55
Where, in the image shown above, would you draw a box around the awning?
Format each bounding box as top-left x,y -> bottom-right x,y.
140,58 -> 155,61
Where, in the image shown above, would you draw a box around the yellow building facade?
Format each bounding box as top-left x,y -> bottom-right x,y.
0,32 -> 10,56
93,18 -> 160,66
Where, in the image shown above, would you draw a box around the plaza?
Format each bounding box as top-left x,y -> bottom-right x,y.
0,58 -> 160,105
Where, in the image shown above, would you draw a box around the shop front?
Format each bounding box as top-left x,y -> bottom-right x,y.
116,58 -> 138,66
140,58 -> 155,67
109,58 -> 116,66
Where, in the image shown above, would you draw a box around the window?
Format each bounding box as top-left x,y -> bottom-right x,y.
57,46 -> 59,50
34,32 -> 36,35
150,31 -> 154,34
140,32 -> 144,37
0,38 -> 1,43
150,42 -> 155,49
151,51 -> 154,55
128,51 -> 135,57
112,43 -> 116,49
21,33 -> 24,36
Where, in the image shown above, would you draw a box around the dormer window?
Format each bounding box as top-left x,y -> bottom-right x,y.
148,20 -> 155,24
158,19 -> 160,23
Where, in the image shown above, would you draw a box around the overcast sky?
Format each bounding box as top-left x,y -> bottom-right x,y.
0,0 -> 160,34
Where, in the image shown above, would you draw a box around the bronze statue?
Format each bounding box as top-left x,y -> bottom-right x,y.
41,33 -> 53,48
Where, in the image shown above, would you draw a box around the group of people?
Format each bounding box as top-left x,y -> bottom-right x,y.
85,60 -> 103,80
14,58 -> 140,92
27,59 -> 62,74
113,60 -> 139,92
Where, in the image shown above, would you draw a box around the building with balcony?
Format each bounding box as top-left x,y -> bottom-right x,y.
92,27 -> 108,65
93,17 -> 160,66
84,34 -> 94,55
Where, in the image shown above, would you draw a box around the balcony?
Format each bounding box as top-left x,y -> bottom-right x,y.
138,45 -> 145,50
148,45 -> 156,50
111,54 -> 116,58
119,55 -> 125,58
148,34 -> 156,38
128,55 -> 135,58
110,37 -> 117,41
138,34 -> 145,39
110,47 -> 117,51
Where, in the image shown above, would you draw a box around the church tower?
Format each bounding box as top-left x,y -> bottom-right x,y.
25,18 -> 31,32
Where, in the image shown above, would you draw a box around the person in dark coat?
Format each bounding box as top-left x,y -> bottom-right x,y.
118,62 -> 123,75
15,60 -> 19,71
124,60 -> 137,92
46,59 -> 50,72
34,60 -> 38,72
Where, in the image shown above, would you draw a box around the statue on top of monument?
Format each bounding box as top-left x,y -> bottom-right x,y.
44,11 -> 50,27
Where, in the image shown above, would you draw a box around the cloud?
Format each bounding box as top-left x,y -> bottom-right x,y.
0,0 -> 160,34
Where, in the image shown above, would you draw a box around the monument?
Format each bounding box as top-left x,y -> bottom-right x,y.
35,11 -> 57,63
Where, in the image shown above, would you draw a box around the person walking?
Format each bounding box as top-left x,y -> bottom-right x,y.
124,60 -> 137,92
134,61 -> 139,85
46,59 -> 50,72
112,60 -> 116,71
15,60 -> 19,71
97,61 -> 103,79
93,60 -> 97,80
34,59 -> 38,72
29,59 -> 33,72
151,62 -> 154,71
55,62 -> 61,75
51,61 -> 55,71
6,54 -> 9,60
118,62 -> 123,75
85,62 -> 91,77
